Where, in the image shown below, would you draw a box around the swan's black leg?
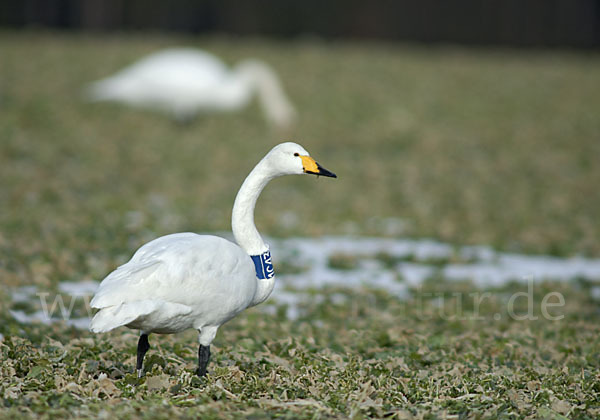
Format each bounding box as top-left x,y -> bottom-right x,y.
136,333 -> 150,378
197,344 -> 211,377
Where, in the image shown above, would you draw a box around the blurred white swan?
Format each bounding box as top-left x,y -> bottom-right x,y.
85,48 -> 296,128
89,142 -> 336,377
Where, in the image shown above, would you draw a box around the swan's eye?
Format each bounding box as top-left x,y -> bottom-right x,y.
294,153 -> 299,157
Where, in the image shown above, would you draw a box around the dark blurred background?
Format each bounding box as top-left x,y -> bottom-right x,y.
1,0 -> 599,48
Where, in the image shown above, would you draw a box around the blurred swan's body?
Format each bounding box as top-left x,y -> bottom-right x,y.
85,48 -> 296,128
89,142 -> 336,377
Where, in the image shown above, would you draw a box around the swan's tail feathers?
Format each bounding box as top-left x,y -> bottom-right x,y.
89,305 -> 140,333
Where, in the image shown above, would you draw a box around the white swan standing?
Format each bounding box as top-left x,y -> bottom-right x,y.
89,142 -> 336,377
84,48 -> 297,128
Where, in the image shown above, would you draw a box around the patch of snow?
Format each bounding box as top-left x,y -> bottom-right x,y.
65,317 -> 92,330
59,280 -> 99,295
9,310 -> 52,325
270,236 -> 600,290
397,263 -> 436,287
9,310 -> 90,329
443,254 -> 600,287
11,286 -> 38,303
9,235 -> 600,326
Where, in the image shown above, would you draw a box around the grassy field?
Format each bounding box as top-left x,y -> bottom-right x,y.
1,282 -> 599,419
1,31 -> 599,418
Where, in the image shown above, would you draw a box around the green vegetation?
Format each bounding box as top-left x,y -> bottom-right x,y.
1,31 -> 599,418
1,282 -> 599,419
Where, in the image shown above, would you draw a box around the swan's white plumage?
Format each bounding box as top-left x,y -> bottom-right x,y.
89,142 -> 336,375
85,48 -> 296,128
90,233 -> 257,334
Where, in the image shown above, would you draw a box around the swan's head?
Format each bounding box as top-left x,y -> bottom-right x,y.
264,142 -> 337,178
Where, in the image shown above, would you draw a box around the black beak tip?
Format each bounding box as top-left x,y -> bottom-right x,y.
316,163 -> 337,178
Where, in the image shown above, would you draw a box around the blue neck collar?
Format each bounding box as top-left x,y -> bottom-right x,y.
251,250 -> 274,280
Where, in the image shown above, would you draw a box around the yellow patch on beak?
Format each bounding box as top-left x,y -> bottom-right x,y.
300,155 -> 319,173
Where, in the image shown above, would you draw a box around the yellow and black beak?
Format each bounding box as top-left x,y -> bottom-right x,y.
300,156 -> 337,178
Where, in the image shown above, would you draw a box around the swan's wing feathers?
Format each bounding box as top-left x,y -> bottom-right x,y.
90,259 -> 163,308
91,233 -> 249,309
105,258 -> 161,285
90,234 -> 189,309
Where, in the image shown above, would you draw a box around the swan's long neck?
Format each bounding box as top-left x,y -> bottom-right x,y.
232,158 -> 276,306
232,159 -> 273,256
236,60 -> 296,128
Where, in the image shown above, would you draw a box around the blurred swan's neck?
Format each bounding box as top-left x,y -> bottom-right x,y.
231,158 -> 273,256
235,60 -> 296,128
